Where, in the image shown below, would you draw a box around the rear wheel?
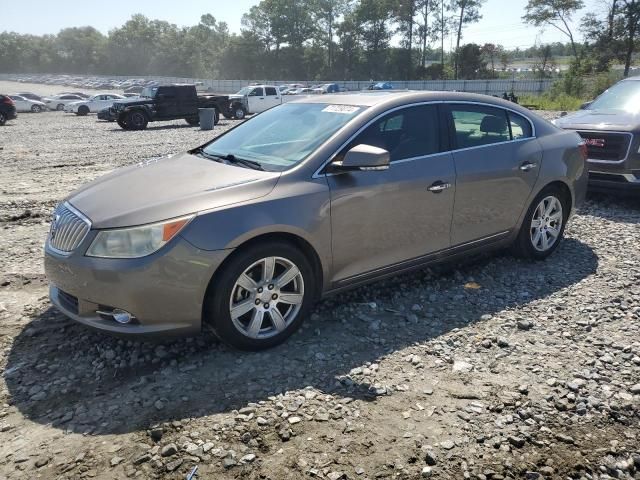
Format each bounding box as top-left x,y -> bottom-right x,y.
126,111 -> 148,130
512,186 -> 569,260
56,104 -> 64,111
31,104 -> 42,113
77,105 -> 90,116
0,112 -> 6,126
204,242 -> 315,350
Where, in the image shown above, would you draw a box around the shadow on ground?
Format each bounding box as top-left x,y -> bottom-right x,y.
4,238 -> 597,435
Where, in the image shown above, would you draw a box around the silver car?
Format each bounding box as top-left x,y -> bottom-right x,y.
44,92 -> 588,350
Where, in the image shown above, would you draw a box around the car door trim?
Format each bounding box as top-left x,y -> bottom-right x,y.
329,230 -> 511,290
312,100 -> 536,179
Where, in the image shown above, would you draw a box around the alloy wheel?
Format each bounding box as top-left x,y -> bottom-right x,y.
229,256 -> 304,339
530,195 -> 563,252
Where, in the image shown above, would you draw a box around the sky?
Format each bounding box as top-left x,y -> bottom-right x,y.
4,0 -> 606,50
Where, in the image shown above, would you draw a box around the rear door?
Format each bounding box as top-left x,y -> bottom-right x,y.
264,86 -> 281,109
445,103 -> 541,245
326,104 -> 456,284
156,86 -> 178,118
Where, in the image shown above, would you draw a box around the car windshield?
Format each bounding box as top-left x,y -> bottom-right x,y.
588,80 -> 640,111
236,87 -> 252,95
141,87 -> 158,98
202,103 -> 364,171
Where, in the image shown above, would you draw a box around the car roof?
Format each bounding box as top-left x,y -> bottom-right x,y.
288,90 -> 531,110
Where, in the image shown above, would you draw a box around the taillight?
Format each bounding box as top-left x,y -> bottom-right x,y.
2,97 -> 13,105
578,142 -> 588,161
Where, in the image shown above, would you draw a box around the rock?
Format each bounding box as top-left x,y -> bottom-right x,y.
355,466 -> 365,475
508,436 -> 525,448
440,440 -> 455,450
452,360 -> 473,373
424,450 -> 438,466
165,458 -> 183,472
288,416 -> 302,424
517,320 -> 533,330
150,427 -> 163,442
161,443 -> 178,457
497,337 -> 510,348
555,433 -> 574,444
327,472 -> 345,480
222,456 -> 237,469
241,453 -> 256,463
110,456 -> 124,467
133,453 -> 151,465
421,466 -> 433,477
630,384 -> 640,394
34,457 -> 50,468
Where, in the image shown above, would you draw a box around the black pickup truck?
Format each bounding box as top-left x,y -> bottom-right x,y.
110,84 -> 232,130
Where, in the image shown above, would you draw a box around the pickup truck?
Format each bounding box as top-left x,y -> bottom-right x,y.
226,85 -> 295,119
111,84 -> 232,130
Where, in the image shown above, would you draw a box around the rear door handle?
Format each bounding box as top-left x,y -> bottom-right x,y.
520,161 -> 538,171
427,181 -> 452,193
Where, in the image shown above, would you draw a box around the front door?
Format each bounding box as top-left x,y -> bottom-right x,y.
445,103 -> 541,245
247,87 -> 266,113
264,86 -> 281,109
326,104 -> 456,284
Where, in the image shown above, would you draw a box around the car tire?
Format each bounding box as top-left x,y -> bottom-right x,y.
126,111 -> 148,130
31,104 -> 42,113
232,105 -> 246,120
77,105 -> 90,116
185,117 -> 199,126
0,112 -> 5,126
511,185 -> 569,260
56,104 -> 64,111
117,115 -> 128,129
222,112 -> 232,119
213,108 -> 220,125
204,241 -> 316,351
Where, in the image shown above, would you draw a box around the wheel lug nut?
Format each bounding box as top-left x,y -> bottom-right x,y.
272,294 -> 278,300
257,287 -> 263,293
264,303 -> 269,309
268,284 -> 274,290
255,299 -> 261,305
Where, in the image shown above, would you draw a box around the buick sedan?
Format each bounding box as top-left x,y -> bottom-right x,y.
44,91 -> 588,350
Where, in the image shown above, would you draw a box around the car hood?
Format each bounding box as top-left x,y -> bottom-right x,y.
66,152 -> 280,229
554,109 -> 640,131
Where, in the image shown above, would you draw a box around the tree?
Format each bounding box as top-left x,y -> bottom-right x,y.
310,0 -> 350,73
522,0 -> 584,59
480,43 -> 502,77
457,43 -> 487,78
354,0 -> 394,78
451,0 -> 484,79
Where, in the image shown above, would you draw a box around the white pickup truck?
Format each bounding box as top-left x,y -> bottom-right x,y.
226,85 -> 297,119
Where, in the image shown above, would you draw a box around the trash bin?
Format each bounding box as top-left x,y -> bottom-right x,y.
198,108 -> 215,130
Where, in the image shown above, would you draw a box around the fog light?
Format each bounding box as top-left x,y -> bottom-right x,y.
96,308 -> 134,324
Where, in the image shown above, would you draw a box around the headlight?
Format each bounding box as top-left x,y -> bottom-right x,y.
86,215 -> 194,258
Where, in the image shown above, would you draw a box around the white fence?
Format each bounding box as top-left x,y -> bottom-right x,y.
0,73 -> 555,96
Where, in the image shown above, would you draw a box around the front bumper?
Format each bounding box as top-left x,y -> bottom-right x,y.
588,171 -> 640,195
45,235 -> 232,338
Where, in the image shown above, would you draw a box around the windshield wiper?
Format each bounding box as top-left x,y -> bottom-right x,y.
192,149 -> 265,171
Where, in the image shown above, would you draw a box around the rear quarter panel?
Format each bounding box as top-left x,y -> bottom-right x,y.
524,129 -> 587,224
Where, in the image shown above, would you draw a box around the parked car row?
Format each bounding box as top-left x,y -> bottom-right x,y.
8,74 -> 160,91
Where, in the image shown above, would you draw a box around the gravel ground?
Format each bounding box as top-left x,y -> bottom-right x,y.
0,81 -> 639,480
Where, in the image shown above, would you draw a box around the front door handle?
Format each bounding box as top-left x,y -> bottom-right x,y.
520,161 -> 538,171
427,181 -> 452,193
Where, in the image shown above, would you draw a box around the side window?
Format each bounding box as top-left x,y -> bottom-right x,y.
249,88 -> 263,96
161,87 -> 176,98
347,105 -> 440,162
265,87 -> 277,96
450,105 -> 510,149
509,112 -> 533,139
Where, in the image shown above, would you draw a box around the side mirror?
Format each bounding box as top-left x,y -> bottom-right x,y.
332,144 -> 390,171
579,101 -> 592,110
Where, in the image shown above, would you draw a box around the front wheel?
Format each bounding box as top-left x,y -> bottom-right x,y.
0,112 -> 6,126
77,105 -> 90,116
204,242 -> 315,350
512,186 -> 569,260
126,111 -> 148,130
232,105 -> 246,120
56,104 -> 64,111
31,104 -> 42,113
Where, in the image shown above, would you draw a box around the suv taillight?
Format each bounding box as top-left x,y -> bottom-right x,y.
2,97 -> 14,105
578,142 -> 588,161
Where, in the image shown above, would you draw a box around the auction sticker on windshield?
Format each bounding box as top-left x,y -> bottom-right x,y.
322,105 -> 360,114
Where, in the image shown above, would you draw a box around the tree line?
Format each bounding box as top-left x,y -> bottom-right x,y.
0,0 -> 636,81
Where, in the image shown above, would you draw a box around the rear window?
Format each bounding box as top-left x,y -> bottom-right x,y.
265,87 -> 277,96
509,112 -> 532,139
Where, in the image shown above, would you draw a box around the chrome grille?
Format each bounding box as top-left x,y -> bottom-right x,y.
48,203 -> 91,254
